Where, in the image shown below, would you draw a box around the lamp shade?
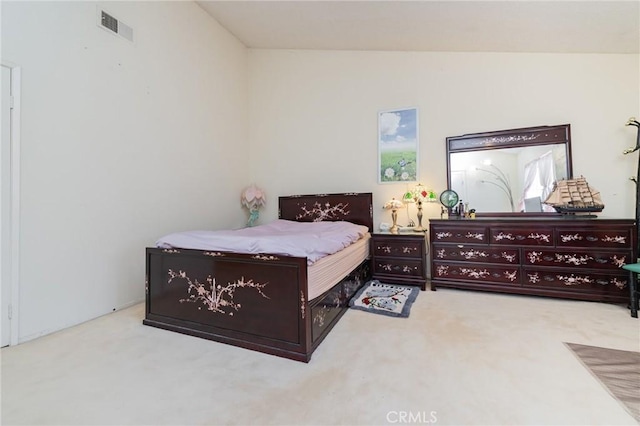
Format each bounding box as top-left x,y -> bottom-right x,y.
413,183 -> 429,201
241,185 -> 266,210
402,190 -> 416,204
413,184 -> 437,202
383,198 -> 404,210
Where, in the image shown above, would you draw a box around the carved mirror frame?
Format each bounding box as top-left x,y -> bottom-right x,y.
446,124 -> 573,216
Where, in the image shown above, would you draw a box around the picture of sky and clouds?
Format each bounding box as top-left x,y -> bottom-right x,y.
379,108 -> 418,182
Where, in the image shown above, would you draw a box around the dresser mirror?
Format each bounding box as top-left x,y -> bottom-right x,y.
446,124 -> 573,215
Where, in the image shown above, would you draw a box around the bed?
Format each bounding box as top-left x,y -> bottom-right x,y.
143,192 -> 373,362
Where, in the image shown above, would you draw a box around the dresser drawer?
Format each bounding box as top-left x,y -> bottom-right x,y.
373,258 -> 424,278
433,262 -> 520,285
431,227 -> 488,244
523,248 -> 631,270
490,227 -> 554,246
433,245 -> 519,265
523,268 -> 629,294
373,238 -> 423,259
555,228 -> 633,249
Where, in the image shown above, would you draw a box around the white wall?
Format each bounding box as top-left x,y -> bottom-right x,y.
3,2 -> 639,343
2,1 -> 248,342
248,50 -> 639,228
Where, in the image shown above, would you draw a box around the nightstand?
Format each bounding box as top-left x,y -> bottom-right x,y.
371,232 -> 427,290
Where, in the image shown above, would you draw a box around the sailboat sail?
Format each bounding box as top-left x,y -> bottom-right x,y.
543,176 -> 604,213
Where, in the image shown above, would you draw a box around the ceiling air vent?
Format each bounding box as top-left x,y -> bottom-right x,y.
97,8 -> 133,42
101,11 -> 118,33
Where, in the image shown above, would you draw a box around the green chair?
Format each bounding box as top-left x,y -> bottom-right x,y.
622,262 -> 640,318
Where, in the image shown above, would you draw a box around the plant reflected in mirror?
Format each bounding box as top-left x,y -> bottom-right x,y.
475,164 -> 515,212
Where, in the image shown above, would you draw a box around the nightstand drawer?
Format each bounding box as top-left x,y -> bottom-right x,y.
373,258 -> 424,278
373,239 -> 423,258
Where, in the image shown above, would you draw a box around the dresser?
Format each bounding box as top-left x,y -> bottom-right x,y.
371,232 -> 427,290
429,217 -> 637,304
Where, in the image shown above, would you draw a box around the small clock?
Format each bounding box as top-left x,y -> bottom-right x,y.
439,189 -> 459,208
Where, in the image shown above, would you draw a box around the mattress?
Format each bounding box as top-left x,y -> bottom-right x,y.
307,233 -> 371,300
155,219 -> 369,265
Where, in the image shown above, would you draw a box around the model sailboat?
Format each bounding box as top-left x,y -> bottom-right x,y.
544,176 -> 605,214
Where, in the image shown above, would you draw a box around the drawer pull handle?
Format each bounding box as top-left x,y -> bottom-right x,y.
586,236 -> 598,242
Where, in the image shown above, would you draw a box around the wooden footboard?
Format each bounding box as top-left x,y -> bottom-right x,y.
144,191 -> 373,362
144,247 -> 369,362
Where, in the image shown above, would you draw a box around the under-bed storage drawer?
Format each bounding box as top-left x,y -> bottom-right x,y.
310,284 -> 343,341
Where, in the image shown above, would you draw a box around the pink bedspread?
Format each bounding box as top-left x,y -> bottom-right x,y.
155,219 -> 369,265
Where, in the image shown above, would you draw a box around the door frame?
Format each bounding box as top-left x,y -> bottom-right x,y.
1,62 -> 21,346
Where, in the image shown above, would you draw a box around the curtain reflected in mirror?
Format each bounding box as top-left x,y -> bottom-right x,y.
520,151 -> 556,212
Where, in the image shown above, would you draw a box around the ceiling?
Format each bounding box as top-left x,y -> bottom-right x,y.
197,0 -> 640,54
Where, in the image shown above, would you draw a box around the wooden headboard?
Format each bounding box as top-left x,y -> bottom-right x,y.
279,192 -> 373,232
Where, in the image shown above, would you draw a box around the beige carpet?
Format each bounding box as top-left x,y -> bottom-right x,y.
3,289 -> 639,425
566,342 -> 640,422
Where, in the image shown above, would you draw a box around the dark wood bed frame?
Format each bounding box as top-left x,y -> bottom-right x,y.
144,192 -> 373,362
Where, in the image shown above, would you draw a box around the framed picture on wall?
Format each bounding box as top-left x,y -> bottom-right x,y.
378,107 -> 418,183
